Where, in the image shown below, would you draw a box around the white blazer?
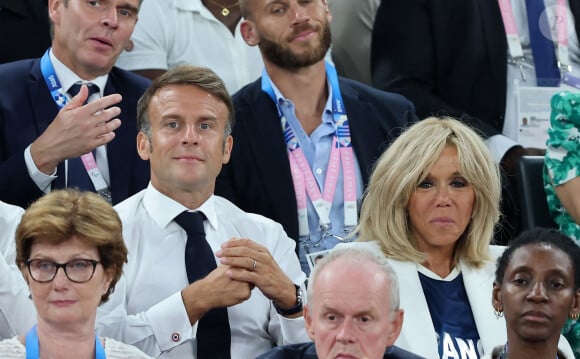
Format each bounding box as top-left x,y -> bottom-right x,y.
340,241 -> 506,358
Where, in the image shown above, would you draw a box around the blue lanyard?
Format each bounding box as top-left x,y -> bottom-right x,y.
25,324 -> 106,359
40,49 -> 71,110
260,60 -> 352,149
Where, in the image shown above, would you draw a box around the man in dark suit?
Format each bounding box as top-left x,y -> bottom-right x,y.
0,0 -> 150,208
256,246 -> 426,359
216,0 -> 416,273
370,0 -> 580,243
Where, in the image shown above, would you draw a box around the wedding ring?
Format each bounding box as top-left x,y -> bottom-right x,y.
251,259 -> 257,271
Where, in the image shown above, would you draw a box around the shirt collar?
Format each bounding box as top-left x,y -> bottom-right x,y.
267,75 -> 334,121
49,48 -> 108,97
175,0 -> 205,13
142,183 -> 219,231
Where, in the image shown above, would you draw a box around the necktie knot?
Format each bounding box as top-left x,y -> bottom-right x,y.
174,211 -> 206,236
68,82 -> 100,104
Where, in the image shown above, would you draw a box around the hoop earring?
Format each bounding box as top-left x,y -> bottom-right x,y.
494,306 -> 504,319
570,312 -> 580,320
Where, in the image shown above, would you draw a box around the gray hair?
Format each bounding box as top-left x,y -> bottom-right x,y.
308,245 -> 400,313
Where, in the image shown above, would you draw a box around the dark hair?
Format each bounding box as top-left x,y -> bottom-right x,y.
137,65 -> 234,139
495,228 -> 580,290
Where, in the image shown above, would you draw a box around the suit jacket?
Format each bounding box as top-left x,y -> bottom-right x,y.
341,241 -> 507,359
0,58 -> 151,208
371,0 -> 580,138
0,0 -> 50,64
215,77 -> 417,242
255,342 -> 426,359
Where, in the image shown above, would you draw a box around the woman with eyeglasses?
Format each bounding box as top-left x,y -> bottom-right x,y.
484,228 -> 578,358
0,189 -> 151,359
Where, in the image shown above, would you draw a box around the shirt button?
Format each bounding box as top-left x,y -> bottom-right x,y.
171,333 -> 180,342
315,168 -> 322,174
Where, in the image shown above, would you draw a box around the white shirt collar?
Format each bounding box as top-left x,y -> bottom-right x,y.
175,0 -> 204,13
142,183 -> 219,231
49,48 -> 108,97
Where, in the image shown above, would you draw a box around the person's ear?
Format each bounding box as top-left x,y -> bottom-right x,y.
240,20 -> 259,46
569,288 -> 580,319
102,268 -> 114,296
321,0 -> 332,22
304,305 -> 315,340
387,309 -> 404,346
222,135 -> 233,164
492,281 -> 504,318
125,39 -> 134,52
137,131 -> 151,160
48,0 -> 63,25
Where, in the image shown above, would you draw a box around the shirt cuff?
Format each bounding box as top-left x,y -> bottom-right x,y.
24,145 -> 56,193
485,134 -> 519,164
145,291 -> 196,352
278,312 -> 310,345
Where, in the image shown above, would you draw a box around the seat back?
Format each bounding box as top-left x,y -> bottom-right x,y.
516,156 -> 556,230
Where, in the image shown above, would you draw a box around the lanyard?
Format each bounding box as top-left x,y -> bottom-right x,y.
498,0 -> 571,81
25,325 -> 106,359
261,61 -> 358,237
40,49 -> 112,203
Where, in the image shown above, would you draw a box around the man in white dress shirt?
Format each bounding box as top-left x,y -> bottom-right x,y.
0,201 -> 35,339
96,65 -> 308,358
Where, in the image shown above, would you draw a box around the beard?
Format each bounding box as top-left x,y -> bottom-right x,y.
258,19 -> 331,70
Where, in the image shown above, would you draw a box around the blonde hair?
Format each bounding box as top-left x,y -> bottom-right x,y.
355,117 -> 501,268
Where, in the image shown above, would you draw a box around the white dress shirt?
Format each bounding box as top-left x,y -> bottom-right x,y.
24,49 -> 110,193
0,201 -> 35,339
115,0 -> 263,94
96,184 -> 309,359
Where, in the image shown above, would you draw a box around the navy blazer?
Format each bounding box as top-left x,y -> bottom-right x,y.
371,0 -> 580,138
0,58 -> 151,207
255,342 -> 426,359
215,77 -> 416,242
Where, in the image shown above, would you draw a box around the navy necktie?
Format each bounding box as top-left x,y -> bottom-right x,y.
526,0 -> 561,86
174,211 -> 231,359
52,83 -> 100,191
68,82 -> 100,105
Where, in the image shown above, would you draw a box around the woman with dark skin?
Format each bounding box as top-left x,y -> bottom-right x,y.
487,228 -> 580,359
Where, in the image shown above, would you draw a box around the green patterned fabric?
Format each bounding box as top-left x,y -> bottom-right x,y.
544,91 -> 580,358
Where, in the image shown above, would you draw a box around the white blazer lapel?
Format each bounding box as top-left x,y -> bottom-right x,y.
391,260 -> 440,359
461,245 -> 507,354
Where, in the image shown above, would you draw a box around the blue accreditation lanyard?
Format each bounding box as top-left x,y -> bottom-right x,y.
40,49 -> 72,110
260,61 -> 358,238
39,49 -> 112,203
25,324 -> 106,359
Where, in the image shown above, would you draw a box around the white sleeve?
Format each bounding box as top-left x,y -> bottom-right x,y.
485,134 -> 520,164
24,145 -> 55,194
96,277 -> 197,357
0,254 -> 36,338
115,0 -> 171,71
262,223 -> 310,345
0,202 -> 36,338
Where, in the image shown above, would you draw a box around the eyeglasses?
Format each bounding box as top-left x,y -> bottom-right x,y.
26,259 -> 101,283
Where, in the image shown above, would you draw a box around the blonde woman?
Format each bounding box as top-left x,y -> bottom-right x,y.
343,117 -> 504,358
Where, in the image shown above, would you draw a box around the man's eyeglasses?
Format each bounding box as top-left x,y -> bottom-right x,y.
26,259 -> 101,283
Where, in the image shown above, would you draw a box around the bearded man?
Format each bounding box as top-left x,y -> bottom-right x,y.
215,0 -> 418,274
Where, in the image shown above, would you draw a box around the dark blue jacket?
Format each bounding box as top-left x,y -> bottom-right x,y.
0,57 -> 150,207
256,342 -> 427,359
